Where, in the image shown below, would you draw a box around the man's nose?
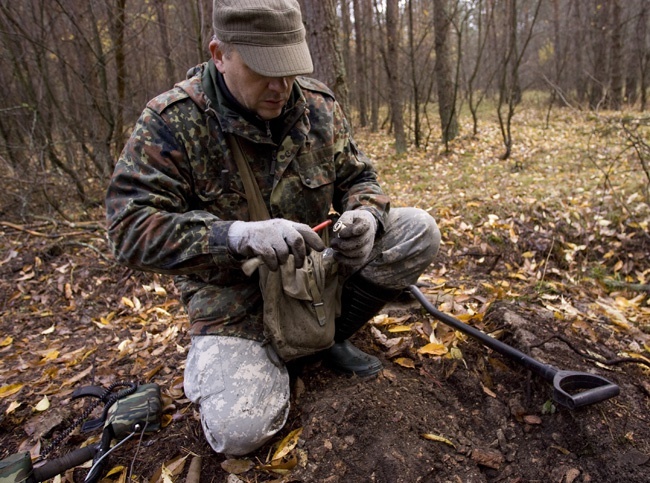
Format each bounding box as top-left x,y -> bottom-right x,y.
268,77 -> 289,91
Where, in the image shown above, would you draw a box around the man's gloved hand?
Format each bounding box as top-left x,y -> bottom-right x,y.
227,219 -> 325,271
330,210 -> 377,270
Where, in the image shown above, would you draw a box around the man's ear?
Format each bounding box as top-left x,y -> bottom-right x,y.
209,40 -> 226,73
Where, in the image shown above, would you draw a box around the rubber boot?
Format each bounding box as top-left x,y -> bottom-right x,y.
325,275 -> 401,377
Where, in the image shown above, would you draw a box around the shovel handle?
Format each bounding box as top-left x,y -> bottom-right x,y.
552,370 -> 620,409
409,285 -> 553,377
409,285 -> 620,409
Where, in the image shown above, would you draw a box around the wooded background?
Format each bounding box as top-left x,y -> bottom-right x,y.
0,0 -> 648,217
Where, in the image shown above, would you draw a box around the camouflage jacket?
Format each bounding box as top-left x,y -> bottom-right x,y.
106,62 -> 390,339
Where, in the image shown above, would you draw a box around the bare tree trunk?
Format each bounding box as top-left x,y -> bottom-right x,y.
384,0 -> 406,153
433,0 -> 459,148
154,0 -> 177,88
366,0 -> 379,131
589,0 -> 611,110
609,0 -> 624,110
465,0 -> 497,136
352,0 -> 368,127
637,0 -> 649,111
301,0 -> 349,112
571,1 -> 588,105
189,0 -> 210,64
110,0 -> 127,154
407,0 -> 420,147
496,0 -> 542,161
340,0 -> 354,96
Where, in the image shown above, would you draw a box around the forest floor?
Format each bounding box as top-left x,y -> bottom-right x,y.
1,108 -> 650,482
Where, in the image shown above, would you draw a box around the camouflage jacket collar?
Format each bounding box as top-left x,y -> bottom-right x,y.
178,62 -> 310,146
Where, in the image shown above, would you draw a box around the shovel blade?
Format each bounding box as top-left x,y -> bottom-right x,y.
552,370 -> 620,409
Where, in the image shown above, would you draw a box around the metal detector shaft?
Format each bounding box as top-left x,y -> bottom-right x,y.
31,445 -> 97,482
409,285 -> 620,409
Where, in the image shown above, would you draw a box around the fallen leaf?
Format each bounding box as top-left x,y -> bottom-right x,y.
418,342 -> 449,356
272,427 -> 303,461
421,433 -> 456,448
34,395 -> 50,411
257,453 -> 298,474
0,336 -> 13,347
149,454 -> 188,483
221,458 -> 254,475
0,383 -> 24,398
394,357 -> 415,368
6,401 -> 21,414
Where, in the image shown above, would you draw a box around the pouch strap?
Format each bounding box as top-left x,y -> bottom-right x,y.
307,265 -> 327,326
226,134 -> 270,222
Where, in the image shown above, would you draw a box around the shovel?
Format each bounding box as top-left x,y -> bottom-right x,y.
409,285 -> 620,409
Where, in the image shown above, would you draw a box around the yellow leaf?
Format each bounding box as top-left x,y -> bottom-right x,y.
272,427 -> 303,461
105,465 -> 126,478
121,296 -> 134,308
34,395 -> 50,411
0,336 -> 12,347
150,454 -> 188,483
257,454 -> 298,474
41,350 -> 59,362
418,342 -> 449,356
421,433 -> 456,448
388,325 -> 412,333
40,324 -> 55,335
394,357 -> 415,368
0,383 -> 23,398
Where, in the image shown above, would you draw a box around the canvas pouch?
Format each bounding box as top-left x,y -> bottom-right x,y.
243,251 -> 341,361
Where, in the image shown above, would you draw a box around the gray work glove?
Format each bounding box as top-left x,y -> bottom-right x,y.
330,210 -> 378,270
227,219 -> 325,271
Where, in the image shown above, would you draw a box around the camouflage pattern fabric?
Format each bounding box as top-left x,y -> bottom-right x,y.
183,336 -> 290,455
105,383 -> 163,441
358,207 -> 441,290
0,452 -> 32,483
105,61 -> 390,340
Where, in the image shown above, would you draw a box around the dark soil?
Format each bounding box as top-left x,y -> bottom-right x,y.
1,215 -> 649,483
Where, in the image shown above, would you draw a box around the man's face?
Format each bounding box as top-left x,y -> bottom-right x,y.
212,42 -> 295,121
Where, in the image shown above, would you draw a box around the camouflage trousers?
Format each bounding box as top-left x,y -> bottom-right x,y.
184,207 -> 440,455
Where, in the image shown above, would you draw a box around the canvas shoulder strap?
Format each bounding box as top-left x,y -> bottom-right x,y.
226,135 -> 270,222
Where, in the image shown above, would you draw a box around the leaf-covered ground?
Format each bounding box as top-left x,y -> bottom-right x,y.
1,107 -> 649,482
